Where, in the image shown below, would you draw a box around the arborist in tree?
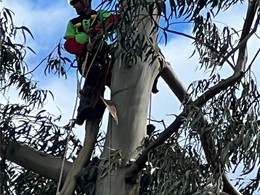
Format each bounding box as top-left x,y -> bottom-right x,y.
64,0 -> 120,125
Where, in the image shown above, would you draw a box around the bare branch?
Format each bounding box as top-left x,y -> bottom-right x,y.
0,141 -> 72,183
247,48 -> 260,71
223,174 -> 243,195
234,0 -> 259,72
58,120 -> 100,194
161,61 -> 189,103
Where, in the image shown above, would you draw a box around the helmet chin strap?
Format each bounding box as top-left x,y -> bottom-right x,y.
79,0 -> 85,8
80,0 -> 91,12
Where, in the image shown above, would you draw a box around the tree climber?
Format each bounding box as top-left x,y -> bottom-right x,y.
64,0 -> 119,125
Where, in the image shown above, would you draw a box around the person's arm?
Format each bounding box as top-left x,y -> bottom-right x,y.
64,37 -> 85,56
95,13 -> 120,33
64,21 -> 88,55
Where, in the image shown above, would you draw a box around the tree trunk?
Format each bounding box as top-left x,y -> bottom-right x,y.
95,60 -> 159,195
95,1 -> 160,194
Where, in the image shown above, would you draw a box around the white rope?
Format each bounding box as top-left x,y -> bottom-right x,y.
107,117 -> 112,195
148,93 -> 152,125
56,83 -> 79,195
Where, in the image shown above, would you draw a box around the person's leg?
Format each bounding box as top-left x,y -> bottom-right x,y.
75,64 -> 101,125
75,46 -> 111,125
75,86 -> 94,125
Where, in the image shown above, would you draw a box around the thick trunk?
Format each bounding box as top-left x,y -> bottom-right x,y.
95,0 -> 160,194
95,56 -> 160,195
94,1 -> 161,194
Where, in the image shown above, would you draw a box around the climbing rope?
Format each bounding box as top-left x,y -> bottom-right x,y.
55,50 -> 95,194
148,93 -> 152,125
56,89 -> 79,195
108,117 -> 112,195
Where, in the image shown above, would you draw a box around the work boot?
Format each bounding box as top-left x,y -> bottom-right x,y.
75,86 -> 94,125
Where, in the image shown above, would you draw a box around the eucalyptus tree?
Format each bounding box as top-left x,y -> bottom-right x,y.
1,0 -> 260,195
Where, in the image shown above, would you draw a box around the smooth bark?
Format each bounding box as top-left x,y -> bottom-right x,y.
95,1 -> 161,194
0,141 -> 71,183
58,120 -> 100,195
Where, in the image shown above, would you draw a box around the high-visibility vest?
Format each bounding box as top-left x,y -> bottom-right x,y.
64,10 -> 112,44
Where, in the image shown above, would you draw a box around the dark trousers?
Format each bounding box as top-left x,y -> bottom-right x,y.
78,44 -> 111,92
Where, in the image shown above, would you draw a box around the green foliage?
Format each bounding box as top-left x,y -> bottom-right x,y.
117,0 -> 245,71
142,70 -> 260,194
0,7 -> 82,194
184,71 -> 260,193
143,140 -> 219,195
0,8 -> 51,106
1,164 -> 57,195
1,0 -> 259,194
44,41 -> 74,78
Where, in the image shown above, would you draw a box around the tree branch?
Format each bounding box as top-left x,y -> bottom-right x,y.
126,68 -> 242,164
58,120 -> 100,195
0,141 -> 72,183
147,42 -> 245,194
161,62 -> 189,103
234,0 -> 258,72
128,72 -> 244,194
126,62 -> 244,195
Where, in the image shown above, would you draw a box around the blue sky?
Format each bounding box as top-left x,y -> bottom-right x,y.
1,0 -> 259,136
1,0 -> 259,139
1,1 -> 260,191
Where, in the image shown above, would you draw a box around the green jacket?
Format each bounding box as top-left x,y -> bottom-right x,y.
64,10 -> 112,44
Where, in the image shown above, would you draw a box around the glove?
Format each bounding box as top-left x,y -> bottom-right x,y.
86,42 -> 94,51
85,27 -> 95,36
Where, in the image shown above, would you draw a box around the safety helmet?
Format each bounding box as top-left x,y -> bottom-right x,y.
68,0 -> 91,5
68,0 -> 81,5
